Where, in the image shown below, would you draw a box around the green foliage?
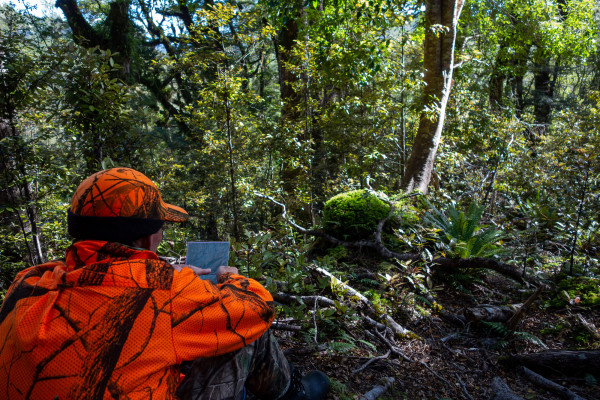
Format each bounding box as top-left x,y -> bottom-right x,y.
329,379 -> 353,400
423,202 -> 505,258
481,321 -> 510,337
322,189 -> 392,240
549,276 -> 600,308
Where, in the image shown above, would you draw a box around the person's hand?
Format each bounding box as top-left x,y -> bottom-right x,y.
172,264 -> 211,276
216,265 -> 238,280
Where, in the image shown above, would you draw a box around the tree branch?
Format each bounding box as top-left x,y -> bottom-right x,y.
55,0 -> 104,47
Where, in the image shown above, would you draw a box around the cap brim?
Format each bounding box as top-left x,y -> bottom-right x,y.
161,202 -> 189,222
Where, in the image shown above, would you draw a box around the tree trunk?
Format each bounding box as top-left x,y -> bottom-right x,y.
273,3 -> 304,195
489,41 -> 508,111
489,40 -> 530,117
401,0 -> 464,193
56,0 -> 132,79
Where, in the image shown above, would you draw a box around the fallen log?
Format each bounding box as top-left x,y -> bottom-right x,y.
503,350 -> 600,377
520,366 -> 587,400
271,322 -> 302,331
464,305 -> 517,322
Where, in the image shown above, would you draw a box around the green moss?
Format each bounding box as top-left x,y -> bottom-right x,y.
549,276 -> 600,307
323,190 -> 392,240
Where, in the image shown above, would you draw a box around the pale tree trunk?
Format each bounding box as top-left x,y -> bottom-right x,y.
401,0 -> 464,193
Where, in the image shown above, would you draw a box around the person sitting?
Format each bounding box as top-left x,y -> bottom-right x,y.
0,167 -> 329,400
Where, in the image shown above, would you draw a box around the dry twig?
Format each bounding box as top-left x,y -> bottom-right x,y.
352,350 -> 392,374
455,371 -> 474,400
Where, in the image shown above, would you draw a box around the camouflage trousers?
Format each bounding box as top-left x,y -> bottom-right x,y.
176,330 -> 292,400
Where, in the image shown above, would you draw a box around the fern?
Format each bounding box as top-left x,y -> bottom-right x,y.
513,331 -> 548,349
358,278 -> 380,287
327,341 -> 357,354
481,321 -> 510,337
356,339 -> 378,353
423,201 -> 504,258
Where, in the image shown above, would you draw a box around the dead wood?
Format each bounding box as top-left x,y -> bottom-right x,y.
520,366 -> 587,400
431,257 -> 524,284
464,305 -> 517,322
257,193 -> 525,284
490,377 -> 524,400
506,286 -> 544,330
273,292 -> 336,307
363,315 -> 388,331
439,311 -> 467,327
575,314 -> 600,340
503,350 -> 600,377
271,322 -> 302,331
352,350 -> 391,373
455,371 -> 474,400
370,329 -> 413,363
359,377 -> 396,400
308,264 -> 417,339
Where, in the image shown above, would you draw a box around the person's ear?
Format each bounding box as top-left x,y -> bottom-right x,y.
131,229 -> 163,252
131,235 -> 152,250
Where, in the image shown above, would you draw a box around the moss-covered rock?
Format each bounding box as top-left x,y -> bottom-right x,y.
322,190 -> 392,240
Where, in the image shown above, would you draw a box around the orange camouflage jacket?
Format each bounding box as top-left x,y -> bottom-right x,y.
0,240 -> 275,399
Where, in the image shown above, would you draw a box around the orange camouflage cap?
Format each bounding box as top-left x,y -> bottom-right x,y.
67,168 -> 188,242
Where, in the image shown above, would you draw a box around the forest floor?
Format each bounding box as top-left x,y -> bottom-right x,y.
273,261 -> 600,400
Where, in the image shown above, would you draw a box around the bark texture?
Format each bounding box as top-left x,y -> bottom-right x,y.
401,0 -> 464,193
504,350 -> 600,377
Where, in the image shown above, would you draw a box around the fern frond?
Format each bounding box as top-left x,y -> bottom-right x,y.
328,341 -> 357,354
513,331 -> 548,349
481,321 -> 510,337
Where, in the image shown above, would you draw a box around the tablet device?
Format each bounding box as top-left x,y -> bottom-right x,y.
186,241 -> 230,284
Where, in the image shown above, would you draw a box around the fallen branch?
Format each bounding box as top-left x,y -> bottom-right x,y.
491,377 -> 524,400
371,329 -> 413,363
431,257 -> 524,284
359,377 -> 395,400
520,366 -> 587,400
363,315 -> 394,337
352,350 -> 391,374
575,314 -> 600,340
455,372 -> 474,400
273,292 -> 336,307
271,322 -> 302,331
308,264 -> 417,339
506,286 -> 544,330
